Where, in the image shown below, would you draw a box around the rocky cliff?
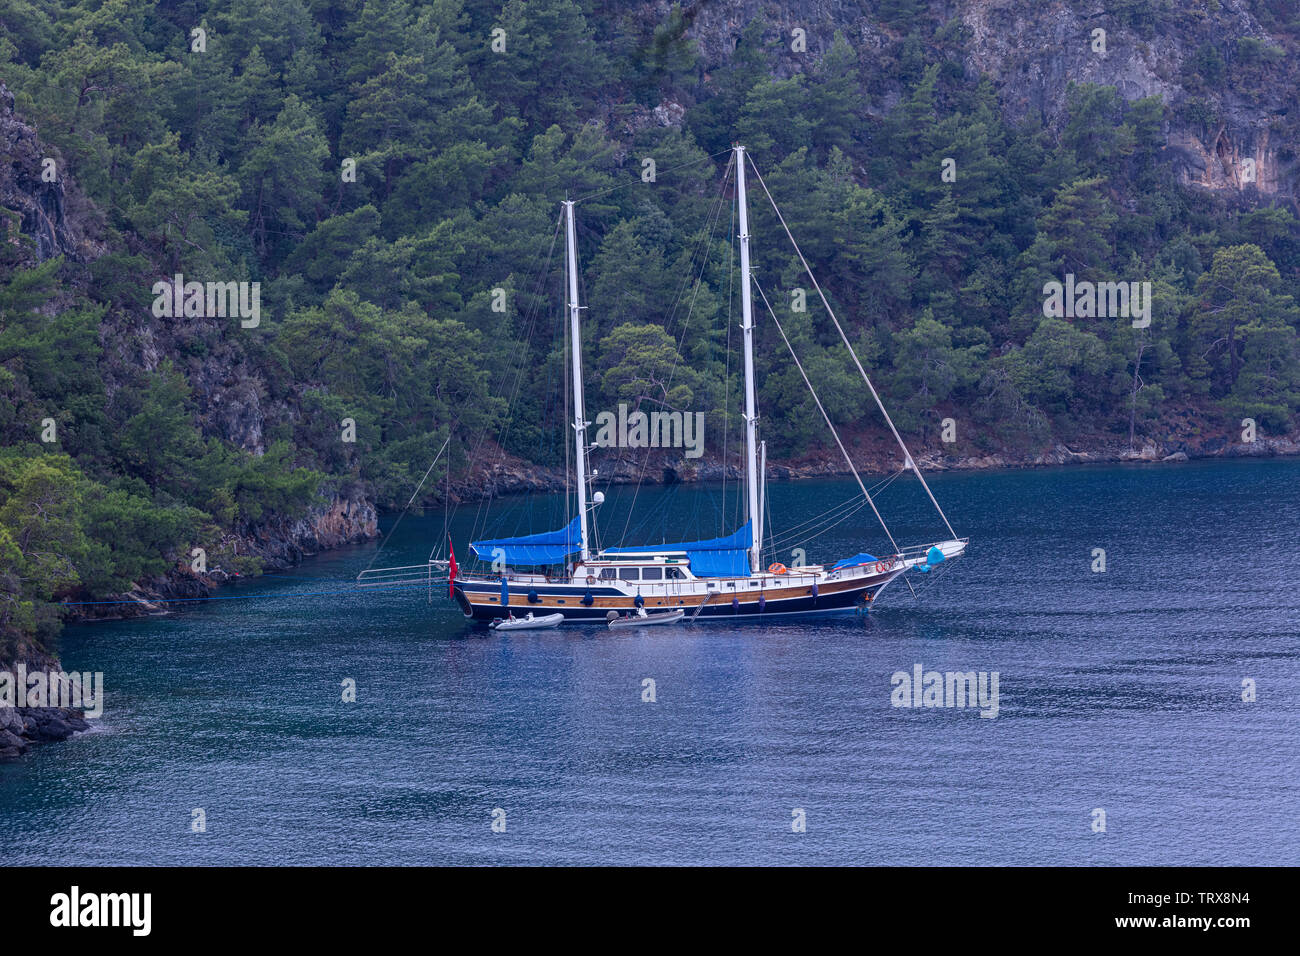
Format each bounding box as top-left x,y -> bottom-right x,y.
4,3 -> 1300,737
622,0 -> 1298,206
2,84 -> 381,753
0,83 -> 102,264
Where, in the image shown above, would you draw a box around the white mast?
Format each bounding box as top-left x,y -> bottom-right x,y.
736,145 -> 761,575
744,160 -> 959,544
564,200 -> 591,563
758,439 -> 766,569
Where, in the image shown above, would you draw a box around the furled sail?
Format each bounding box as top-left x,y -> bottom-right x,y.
471,516 -> 583,565
604,522 -> 753,577
830,552 -> 879,571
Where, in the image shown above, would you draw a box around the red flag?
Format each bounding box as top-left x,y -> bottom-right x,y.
448,539 -> 458,599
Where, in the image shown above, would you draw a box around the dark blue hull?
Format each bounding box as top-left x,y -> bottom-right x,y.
453,576 -> 887,625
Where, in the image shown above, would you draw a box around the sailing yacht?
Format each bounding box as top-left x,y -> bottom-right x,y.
446,145 -> 966,623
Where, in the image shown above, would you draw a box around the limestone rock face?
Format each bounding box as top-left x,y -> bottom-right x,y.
0,82 -> 102,264
612,0 -> 1297,205
950,0 -> 1293,203
259,493 -> 382,562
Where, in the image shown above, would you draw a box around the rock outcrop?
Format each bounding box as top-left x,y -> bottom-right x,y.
0,648 -> 94,758
0,701 -> 92,759
0,82 -> 102,263
616,0 -> 1298,206
2,86 -> 382,754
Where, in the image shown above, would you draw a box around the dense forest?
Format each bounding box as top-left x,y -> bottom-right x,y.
3,0 -> 1300,658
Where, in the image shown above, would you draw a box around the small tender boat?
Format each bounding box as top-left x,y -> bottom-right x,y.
607,608 -> 686,629
489,612 -> 564,631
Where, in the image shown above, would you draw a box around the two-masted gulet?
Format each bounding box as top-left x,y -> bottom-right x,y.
449,145 -> 967,624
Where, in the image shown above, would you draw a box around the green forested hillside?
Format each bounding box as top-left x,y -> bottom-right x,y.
2,0 -> 1300,656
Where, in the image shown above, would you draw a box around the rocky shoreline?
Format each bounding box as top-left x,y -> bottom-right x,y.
42,427 -> 1300,628
1,493 -> 379,760
63,492 -> 379,625
5,426 -> 1293,760
0,704 -> 91,758
0,648 -> 95,757
463,429 -> 1300,496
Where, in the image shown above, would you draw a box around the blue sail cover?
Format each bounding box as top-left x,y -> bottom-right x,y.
831,552 -> 878,570
471,515 -> 582,565
605,522 -> 753,577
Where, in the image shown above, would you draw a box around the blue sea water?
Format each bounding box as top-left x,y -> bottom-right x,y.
1,459 -> 1298,865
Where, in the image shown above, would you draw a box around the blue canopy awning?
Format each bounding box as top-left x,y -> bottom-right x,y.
471,515 -> 582,565
830,551 -> 877,571
605,522 -> 753,577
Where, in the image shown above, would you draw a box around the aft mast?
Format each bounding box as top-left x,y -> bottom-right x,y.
564,200 -> 591,563
735,145 -> 762,575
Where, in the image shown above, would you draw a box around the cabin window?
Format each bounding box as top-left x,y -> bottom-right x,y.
641,567 -> 663,581
618,567 -> 640,581
599,568 -> 617,581
666,567 -> 685,580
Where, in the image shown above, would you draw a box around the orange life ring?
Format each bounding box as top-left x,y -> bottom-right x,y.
767,562 -> 788,575
586,575 -> 595,585
875,560 -> 888,573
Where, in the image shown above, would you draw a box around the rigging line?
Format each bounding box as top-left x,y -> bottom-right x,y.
746,154 -> 958,541
571,147 -> 735,204
465,210 -> 565,548
754,278 -> 903,559
442,430 -> 450,560
623,483 -> 673,545
411,431 -> 455,562
620,476 -> 679,544
765,470 -> 904,542
626,155 -> 732,444
903,551 -> 956,601
763,466 -> 774,564
767,504 -> 870,555
564,248 -> 573,556
364,433 -> 452,573
764,485 -> 868,538
764,473 -> 906,552
463,238 -> 554,549
611,166 -> 729,543
615,156 -> 736,549
722,186 -> 735,537
766,494 -> 887,554
767,497 -> 865,545
465,209 -> 560,527
766,495 -> 871,550
661,151 -> 736,341
574,212 -> 603,556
